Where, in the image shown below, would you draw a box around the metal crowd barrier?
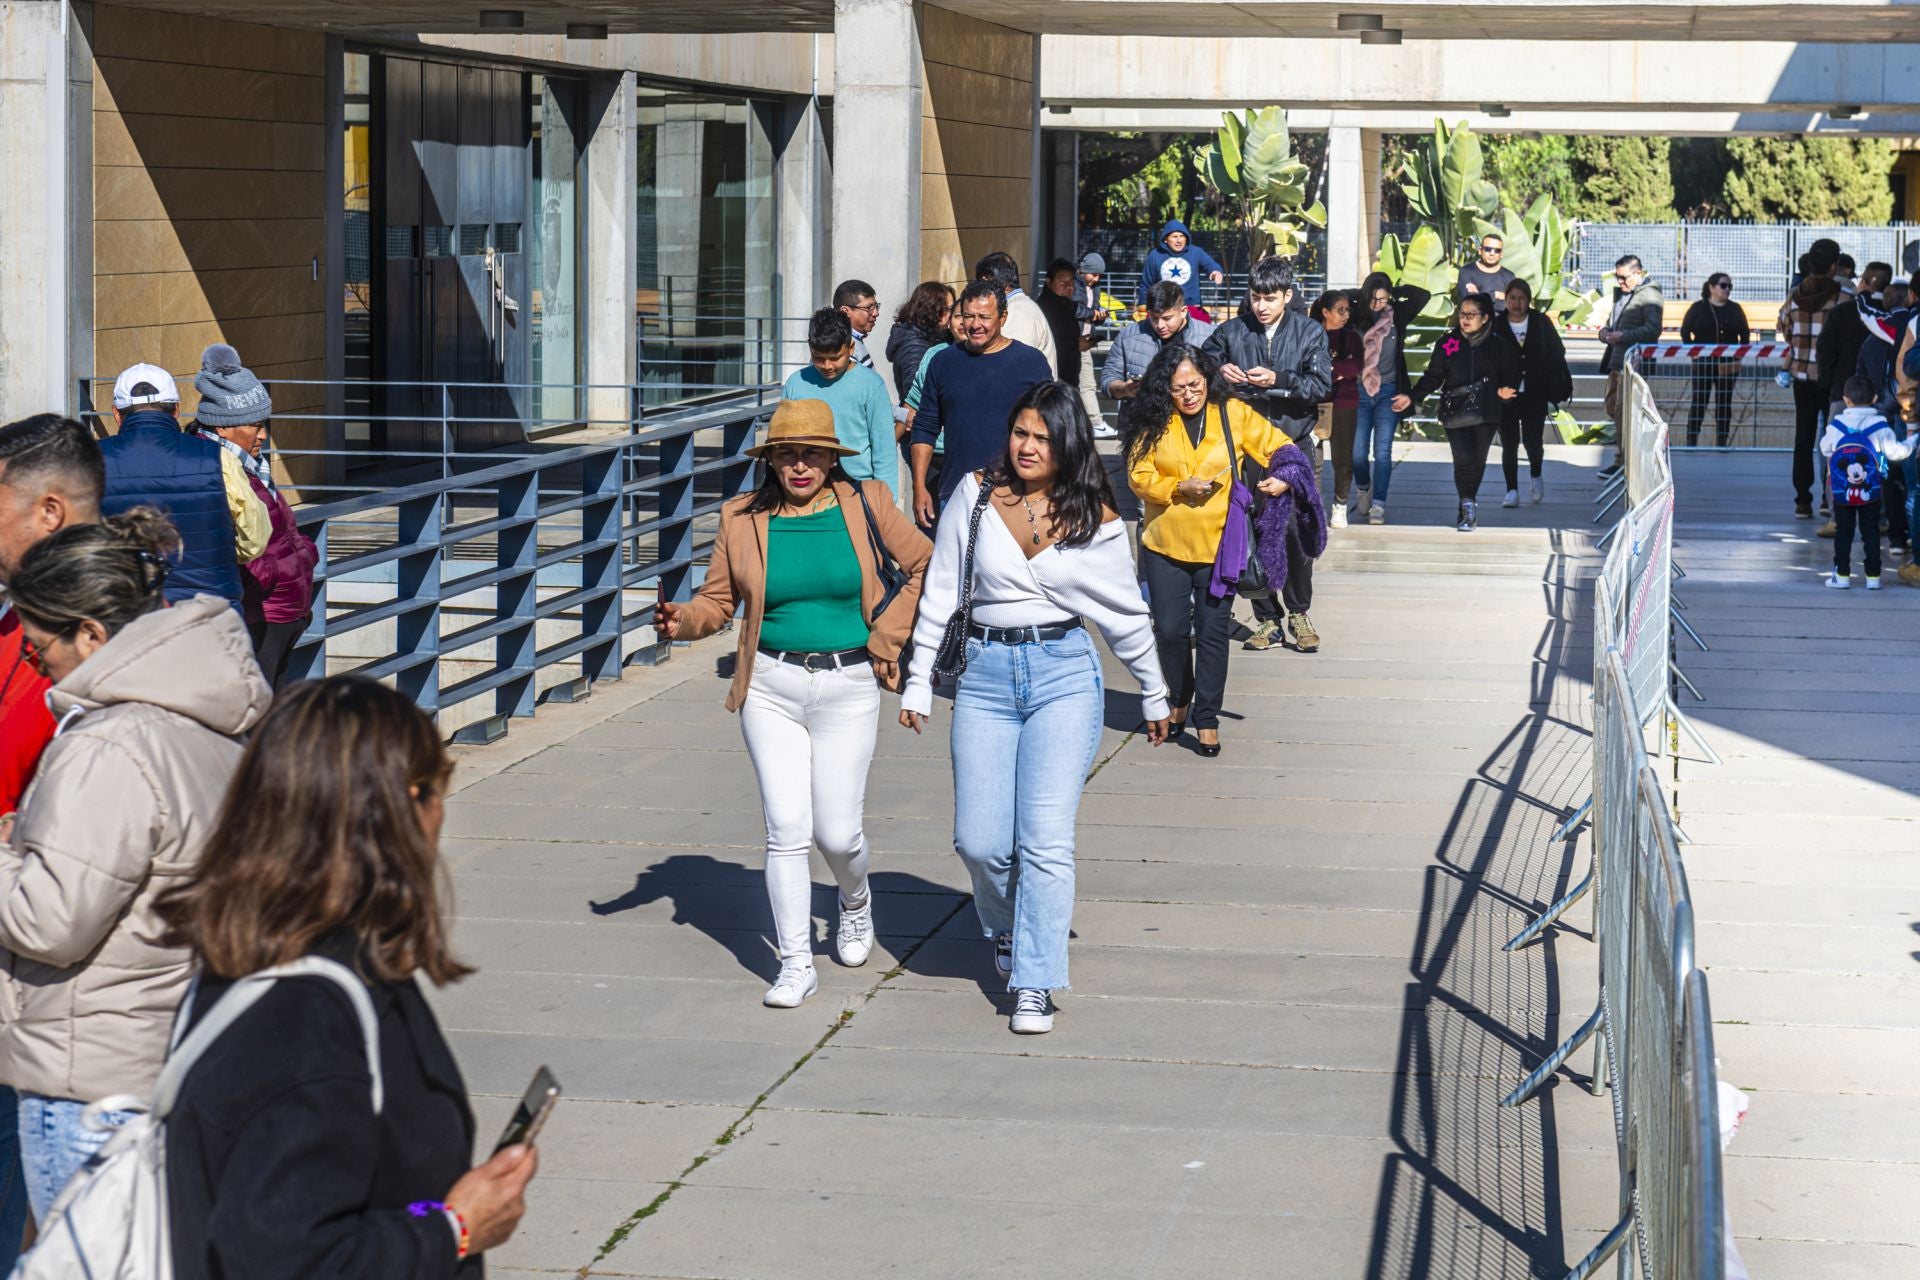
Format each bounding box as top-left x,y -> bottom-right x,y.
1627,343 -> 1799,450
1497,366 -> 1729,1280
277,396 -> 763,744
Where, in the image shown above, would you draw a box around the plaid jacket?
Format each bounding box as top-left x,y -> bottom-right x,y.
1777,280 -> 1842,384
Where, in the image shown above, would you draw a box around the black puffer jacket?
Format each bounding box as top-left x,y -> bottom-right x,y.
1200,308 -> 1333,436
884,323 -> 942,404
1403,329 -> 1522,428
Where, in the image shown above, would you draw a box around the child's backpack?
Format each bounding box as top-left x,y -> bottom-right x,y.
10,957 -> 380,1280
1829,423 -> 1887,507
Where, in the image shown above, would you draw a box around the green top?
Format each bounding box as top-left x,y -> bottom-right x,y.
759,506 -> 871,654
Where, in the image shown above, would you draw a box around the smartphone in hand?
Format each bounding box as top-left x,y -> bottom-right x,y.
494,1066 -> 561,1153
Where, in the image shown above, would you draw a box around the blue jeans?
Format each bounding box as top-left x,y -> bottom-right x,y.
1905,451 -> 1919,553
1353,379 -> 1399,500
19,1092 -> 137,1223
949,629 -> 1105,991
0,1089 -> 24,1265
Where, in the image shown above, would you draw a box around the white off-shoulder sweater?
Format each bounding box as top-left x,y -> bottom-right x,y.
901,472 -> 1170,721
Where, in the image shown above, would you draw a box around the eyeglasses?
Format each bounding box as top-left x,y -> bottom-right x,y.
19,627 -> 72,679
1480,245 -> 1503,255
845,302 -> 880,315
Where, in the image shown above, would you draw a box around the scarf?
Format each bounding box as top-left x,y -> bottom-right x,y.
195,427 -> 274,492
1462,322 -> 1494,348
1251,444 -> 1328,599
1361,308 -> 1393,396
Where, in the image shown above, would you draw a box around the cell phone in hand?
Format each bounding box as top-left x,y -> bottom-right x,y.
494,1066 -> 561,1153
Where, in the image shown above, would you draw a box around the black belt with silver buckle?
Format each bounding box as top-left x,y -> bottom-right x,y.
967,617 -> 1083,645
758,645 -> 871,672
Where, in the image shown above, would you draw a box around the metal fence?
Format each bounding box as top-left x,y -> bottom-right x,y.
1626,343 -> 1801,449
1569,222 -> 1920,301
1499,366 -> 1728,1280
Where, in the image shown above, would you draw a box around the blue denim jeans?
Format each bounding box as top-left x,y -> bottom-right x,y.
0,1089 -> 24,1266
949,629 -> 1105,991
19,1092 -> 137,1222
1905,451 -> 1919,553
1353,379 -> 1399,500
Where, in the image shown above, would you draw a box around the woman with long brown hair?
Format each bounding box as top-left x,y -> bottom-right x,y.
155,676 -> 537,1277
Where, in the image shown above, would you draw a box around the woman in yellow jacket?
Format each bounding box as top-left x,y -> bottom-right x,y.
1124,342 -> 1293,757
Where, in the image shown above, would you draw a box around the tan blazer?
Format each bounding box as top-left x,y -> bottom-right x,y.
678,478 -> 933,711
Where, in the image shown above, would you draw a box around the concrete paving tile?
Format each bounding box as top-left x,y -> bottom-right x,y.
450,916 -> 928,985
1722,1089 -> 1920,1164
1690,880 -> 1920,932
1731,1237 -> 1920,1277
429,970 -> 866,1045
1725,1152 -> 1920,1246
492,1176 -> 666,1275
446,1028 -> 807,1109
1705,967 -> 1920,1028
1712,1023 -> 1920,1094
469,1094 -> 739,1185
1679,841 -> 1920,889
452,872 -> 965,934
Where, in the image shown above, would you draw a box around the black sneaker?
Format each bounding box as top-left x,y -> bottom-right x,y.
1794,502 -> 1813,520
1456,500 -> 1477,532
994,932 -> 1013,976
1011,987 -> 1055,1034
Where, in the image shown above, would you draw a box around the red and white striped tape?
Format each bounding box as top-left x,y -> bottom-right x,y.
1629,342 -> 1792,361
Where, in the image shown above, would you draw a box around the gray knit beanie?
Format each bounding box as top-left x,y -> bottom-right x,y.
1078,252 -> 1106,276
193,343 -> 272,428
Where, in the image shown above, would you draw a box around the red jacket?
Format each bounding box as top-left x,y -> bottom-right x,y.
0,611 -> 53,814
241,472 -> 319,625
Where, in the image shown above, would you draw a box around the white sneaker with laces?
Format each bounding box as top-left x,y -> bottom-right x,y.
1826,573 -> 1852,590
1369,502 -> 1386,525
763,961 -> 819,1008
835,894 -> 874,967
993,932 -> 1013,976
1867,575 -> 1885,591
1091,419 -> 1119,440
1529,476 -> 1545,504
1010,988 -> 1055,1034
1330,502 -> 1348,529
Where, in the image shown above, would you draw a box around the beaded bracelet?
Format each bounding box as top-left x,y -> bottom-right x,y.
407,1200 -> 471,1259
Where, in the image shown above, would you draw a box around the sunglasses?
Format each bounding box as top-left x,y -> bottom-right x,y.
1480,245 -> 1503,254
1710,279 -> 1731,289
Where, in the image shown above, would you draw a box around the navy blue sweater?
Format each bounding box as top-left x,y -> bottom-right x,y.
910,340 -> 1052,503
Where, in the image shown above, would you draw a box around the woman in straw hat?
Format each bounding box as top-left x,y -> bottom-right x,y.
656,400 -> 932,1008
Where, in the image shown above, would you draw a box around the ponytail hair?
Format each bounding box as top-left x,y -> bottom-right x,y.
7,506 -> 179,639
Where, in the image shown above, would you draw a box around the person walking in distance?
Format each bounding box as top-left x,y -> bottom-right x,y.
1597,256 -> 1665,473
1680,274 -> 1750,448
0,509 -> 271,1219
154,677 -> 539,1276
901,382 -> 1169,1034
1141,219 -> 1226,317
100,363 -> 270,606
1311,289 -> 1361,529
1820,375 -> 1916,590
834,279 -> 881,369
1495,278 -> 1572,506
1126,343 -> 1299,752
655,401 -> 930,1007
1778,249 -> 1842,519
1456,232 -> 1515,307
783,308 -> 901,500
1102,281 -> 1216,425
1071,254 -> 1113,434
909,281 -> 1052,524
189,344 -> 319,687
1353,272 -> 1431,525
1394,295 -> 1521,532
1037,259 -> 1087,393
1202,257 -> 1332,655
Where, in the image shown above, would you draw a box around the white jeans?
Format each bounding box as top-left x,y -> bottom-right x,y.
1076,343 -> 1104,420
739,652 -> 881,963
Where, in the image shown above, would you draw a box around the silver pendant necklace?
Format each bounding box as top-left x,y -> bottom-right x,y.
1020,488 -> 1046,546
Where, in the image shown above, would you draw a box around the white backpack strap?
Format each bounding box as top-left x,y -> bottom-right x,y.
152,956 -> 384,1121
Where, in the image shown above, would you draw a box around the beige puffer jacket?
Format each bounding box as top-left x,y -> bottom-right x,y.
0,595 -> 270,1102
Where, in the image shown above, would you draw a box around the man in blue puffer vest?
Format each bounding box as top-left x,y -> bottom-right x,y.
100,363 -> 269,606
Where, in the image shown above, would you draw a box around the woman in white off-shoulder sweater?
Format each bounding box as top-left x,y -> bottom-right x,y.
900,382 -> 1170,1035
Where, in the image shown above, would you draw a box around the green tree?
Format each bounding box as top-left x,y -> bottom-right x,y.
1566,136 -> 1675,221
1482,134 -> 1578,212
1722,138 -> 1898,224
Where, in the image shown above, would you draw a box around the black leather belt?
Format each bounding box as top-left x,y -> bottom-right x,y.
968,617 -> 1083,645
758,645 -> 871,672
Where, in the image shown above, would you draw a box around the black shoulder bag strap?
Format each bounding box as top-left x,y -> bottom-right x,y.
852,483 -> 908,622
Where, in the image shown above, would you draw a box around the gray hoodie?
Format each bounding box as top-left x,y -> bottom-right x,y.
0,596 -> 270,1101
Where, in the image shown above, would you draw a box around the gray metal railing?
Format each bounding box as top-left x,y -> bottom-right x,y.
1569,221 -> 1920,301
277,394 -> 763,744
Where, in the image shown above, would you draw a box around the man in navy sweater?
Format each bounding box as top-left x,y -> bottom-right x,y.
909,280 -> 1052,526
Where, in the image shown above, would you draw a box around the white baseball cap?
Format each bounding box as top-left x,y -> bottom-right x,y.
111,363 -> 179,410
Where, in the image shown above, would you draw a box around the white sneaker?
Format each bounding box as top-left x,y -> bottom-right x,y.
1867,575 -> 1885,590
1010,987 -> 1055,1034
1826,572 -> 1852,590
835,894 -> 874,967
993,932 -> 1013,976
1369,502 -> 1386,525
1502,489 -> 1519,508
763,961 -> 818,1008
1529,476 -> 1545,504
1330,502 -> 1348,529
1091,419 -> 1119,440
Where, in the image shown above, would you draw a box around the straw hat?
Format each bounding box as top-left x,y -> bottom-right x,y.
745,399 -> 856,459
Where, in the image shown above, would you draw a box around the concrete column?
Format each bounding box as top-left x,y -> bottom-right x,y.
1361,128 -> 1383,277
743,101 -> 777,382
1025,37 -> 1043,290
776,91 -> 829,381
831,0 -> 921,399
585,71 -> 638,425
1325,123 -> 1366,290
0,0 -> 88,420
654,118 -> 706,339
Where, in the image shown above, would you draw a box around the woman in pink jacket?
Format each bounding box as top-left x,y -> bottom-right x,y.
192,344 -> 319,688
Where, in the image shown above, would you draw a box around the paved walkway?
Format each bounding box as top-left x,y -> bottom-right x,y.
424,443 -> 1907,1277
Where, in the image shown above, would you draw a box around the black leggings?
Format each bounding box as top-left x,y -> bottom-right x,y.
1687,364 -> 1736,447
1499,403 -> 1545,490
1447,420 -> 1499,502
247,615 -> 308,690
1142,548 -> 1233,730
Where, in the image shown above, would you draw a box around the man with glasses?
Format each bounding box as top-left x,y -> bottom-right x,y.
834,279 -> 882,369
1598,255 -> 1667,463
1457,233 -> 1515,307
